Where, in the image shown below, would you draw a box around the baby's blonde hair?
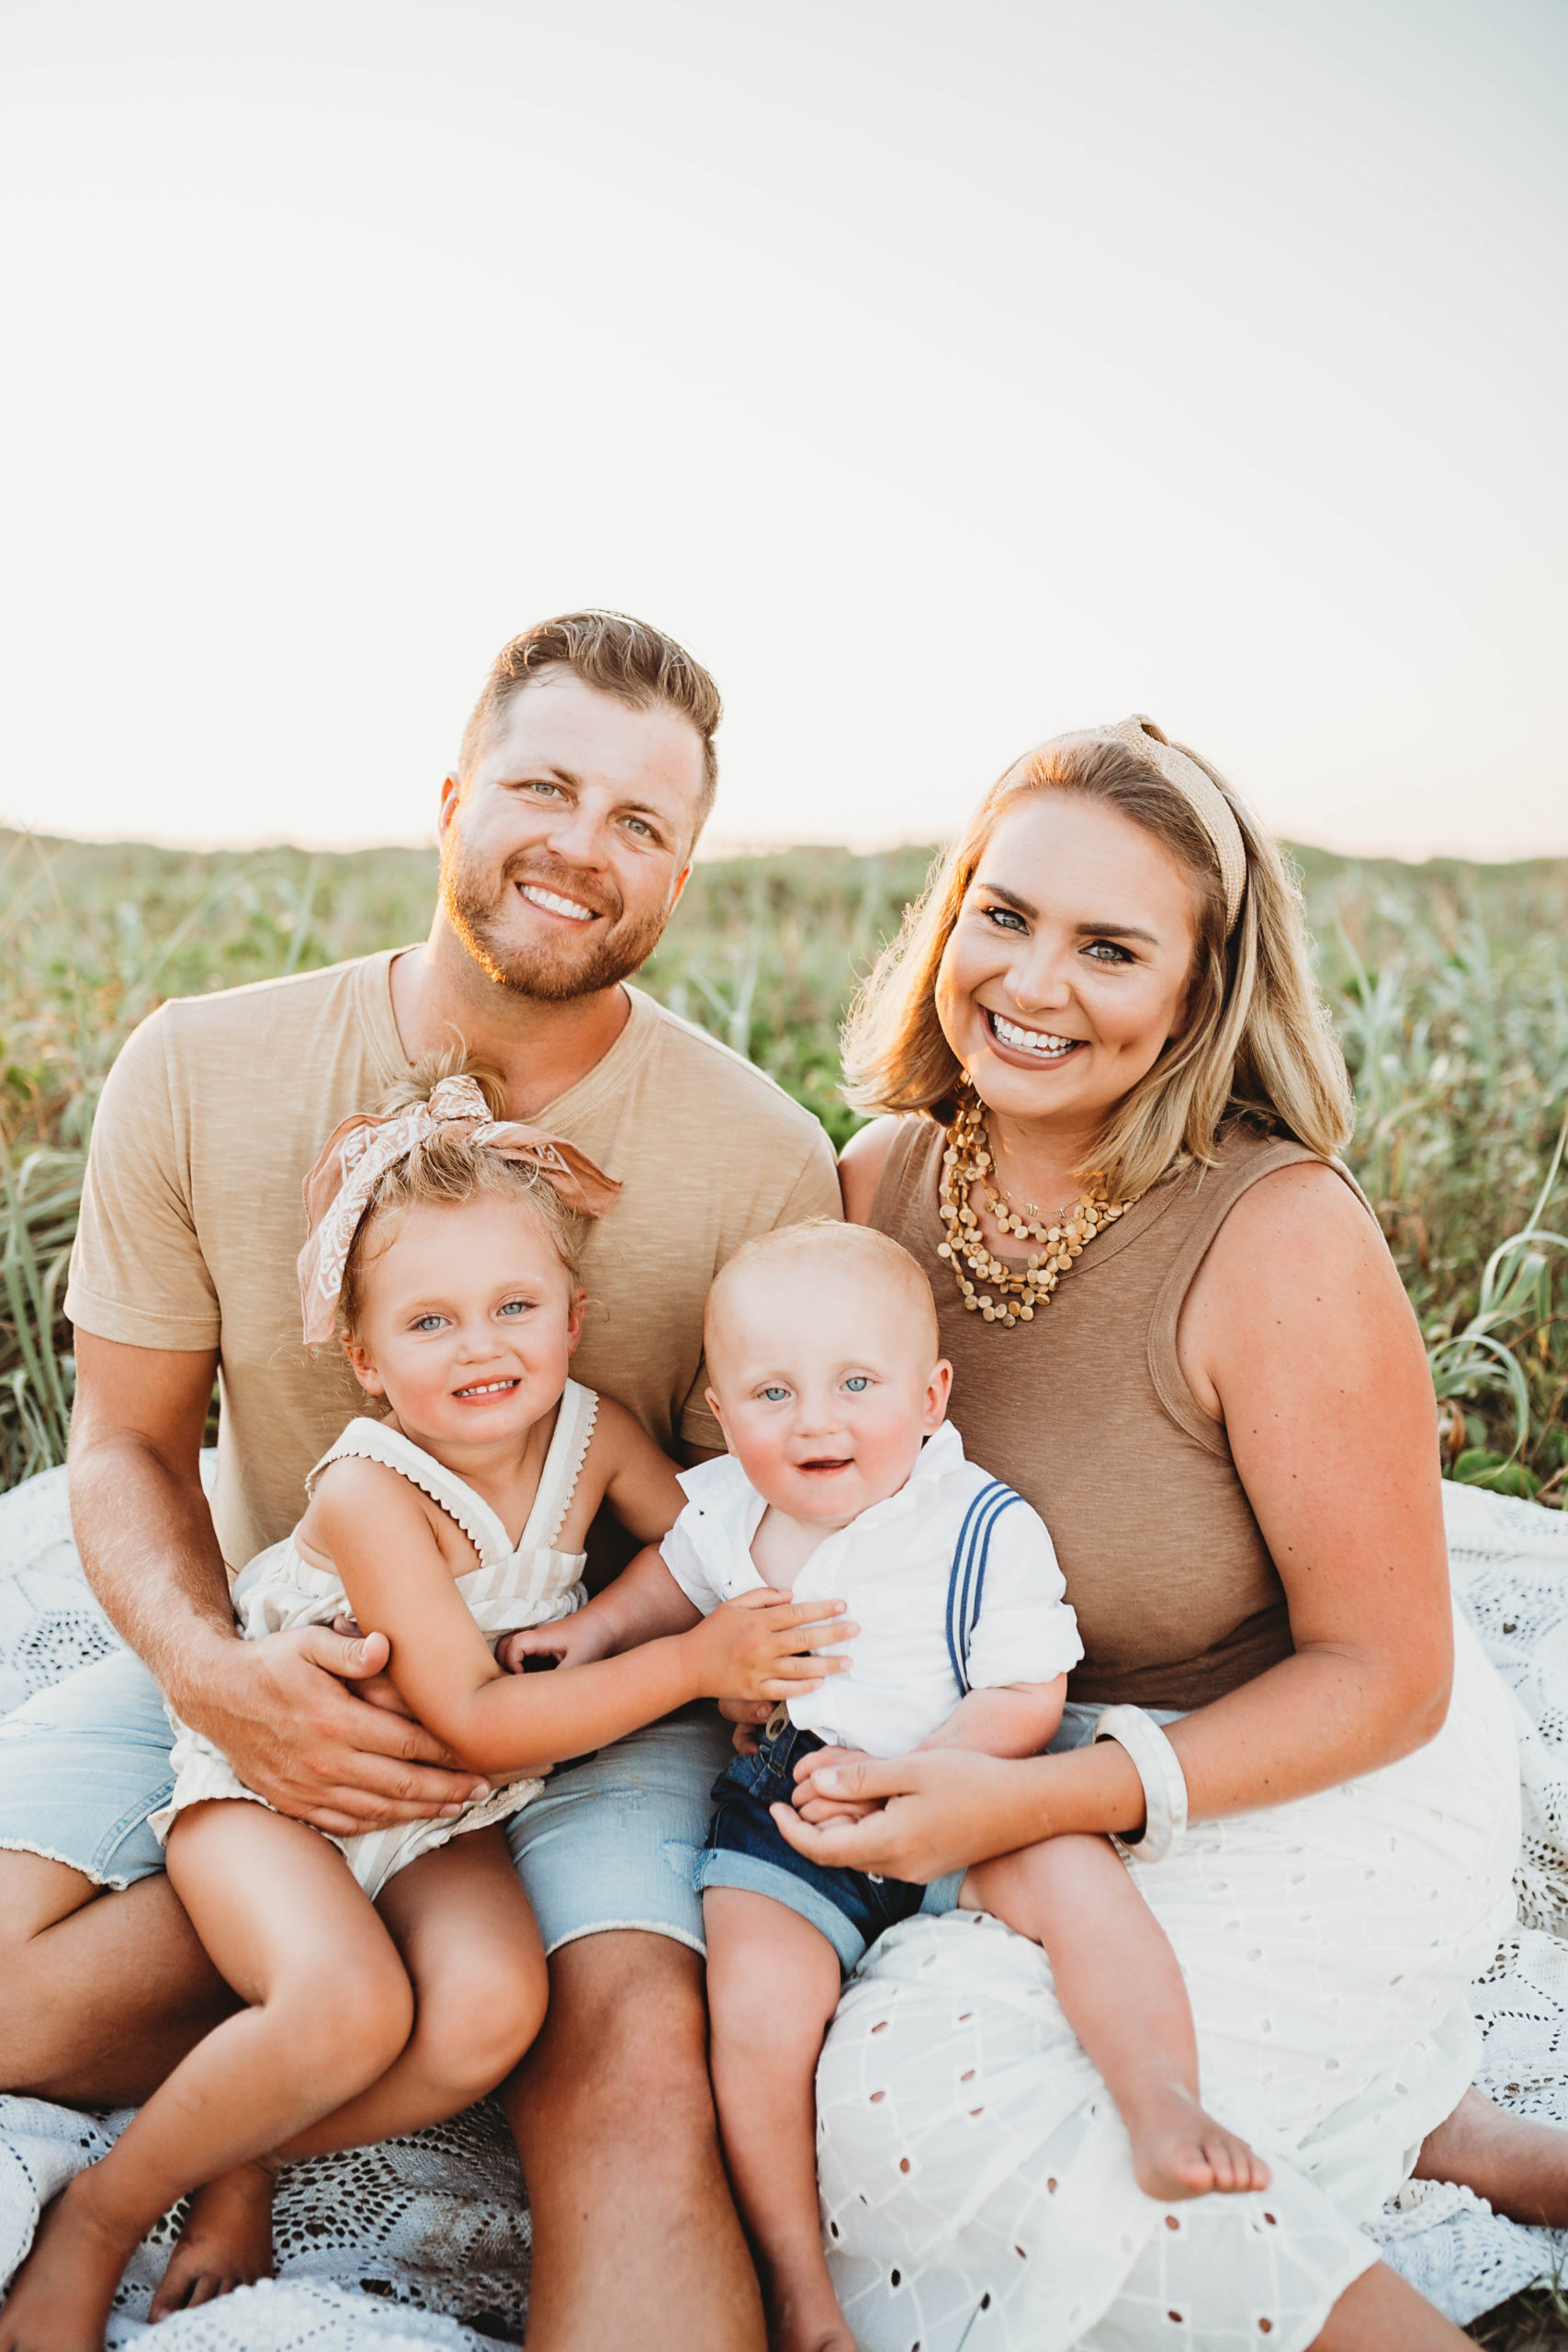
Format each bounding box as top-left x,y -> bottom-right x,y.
339,1050 -> 588,1340
705,1219 -> 940,1368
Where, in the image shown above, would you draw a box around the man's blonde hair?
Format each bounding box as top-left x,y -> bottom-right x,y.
705,1220 -> 940,1365
841,726 -> 1353,1200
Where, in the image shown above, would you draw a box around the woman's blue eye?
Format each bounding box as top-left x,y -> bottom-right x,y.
844,1375 -> 869,1392
1084,940 -> 1133,963
984,905 -> 1027,932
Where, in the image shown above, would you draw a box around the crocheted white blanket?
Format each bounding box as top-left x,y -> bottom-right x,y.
2,1464 -> 1567,2345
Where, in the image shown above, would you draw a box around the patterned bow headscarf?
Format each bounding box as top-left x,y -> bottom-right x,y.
297,1073 -> 621,1343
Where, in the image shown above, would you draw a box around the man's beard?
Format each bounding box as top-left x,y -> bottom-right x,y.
440,832 -> 672,1003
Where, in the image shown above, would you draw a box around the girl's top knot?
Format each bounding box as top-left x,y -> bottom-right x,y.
297,1070 -> 620,1343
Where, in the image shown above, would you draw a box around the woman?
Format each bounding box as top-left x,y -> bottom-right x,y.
767,717 -> 1563,2350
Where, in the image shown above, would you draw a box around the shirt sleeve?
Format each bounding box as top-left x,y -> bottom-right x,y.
961,1498 -> 1084,1691
63,1007 -> 221,1351
675,1127 -> 842,1449
659,1502 -> 727,1616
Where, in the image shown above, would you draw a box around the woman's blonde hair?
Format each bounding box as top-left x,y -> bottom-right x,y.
841,726 -> 1353,1199
339,1050 -> 588,1338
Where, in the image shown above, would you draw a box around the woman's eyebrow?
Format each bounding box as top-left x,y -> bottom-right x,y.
976,878 -> 1035,915
1072,919 -> 1160,944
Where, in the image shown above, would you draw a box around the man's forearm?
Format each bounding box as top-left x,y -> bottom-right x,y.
70,1430 -> 236,1696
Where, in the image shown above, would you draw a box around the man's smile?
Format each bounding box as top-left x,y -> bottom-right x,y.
518,882 -> 599,924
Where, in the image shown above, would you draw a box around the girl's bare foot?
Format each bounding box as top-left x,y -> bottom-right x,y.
0,2172 -> 136,2352
1123,2081 -> 1271,2200
149,2161 -> 276,2320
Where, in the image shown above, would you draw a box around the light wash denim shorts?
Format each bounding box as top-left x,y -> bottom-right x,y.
0,1648 -> 734,1957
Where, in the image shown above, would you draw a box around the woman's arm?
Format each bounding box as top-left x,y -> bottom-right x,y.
781,1162 -> 1454,1880
838,1116 -> 902,1224
313,1461 -> 852,1781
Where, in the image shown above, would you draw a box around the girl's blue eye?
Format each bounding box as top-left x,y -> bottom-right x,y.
415,1315 -> 445,1333
844,1375 -> 869,1392
497,1300 -> 525,1317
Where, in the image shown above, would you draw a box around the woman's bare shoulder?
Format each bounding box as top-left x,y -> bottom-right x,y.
839,1114 -> 909,1225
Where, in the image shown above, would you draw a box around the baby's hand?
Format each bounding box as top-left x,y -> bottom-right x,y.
499,1615 -> 617,1675
686,1589 -> 856,1704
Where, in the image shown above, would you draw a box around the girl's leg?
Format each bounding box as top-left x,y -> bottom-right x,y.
0,1803 -> 413,2352
1309,2259 -> 1472,2348
152,1829 -> 547,2316
962,1833 -> 1269,2201
704,1888 -> 851,2352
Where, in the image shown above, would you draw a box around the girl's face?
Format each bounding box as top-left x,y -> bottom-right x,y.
935,792 -> 1201,1144
346,1193 -> 582,1453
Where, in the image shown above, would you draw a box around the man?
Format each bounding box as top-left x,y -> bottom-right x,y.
0,612 -> 840,2350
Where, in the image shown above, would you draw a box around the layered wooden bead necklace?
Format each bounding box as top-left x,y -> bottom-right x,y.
936,1085 -> 1142,1326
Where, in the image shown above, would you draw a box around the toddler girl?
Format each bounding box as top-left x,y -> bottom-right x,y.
510,1219 -> 1268,2352
0,1069 -> 846,2352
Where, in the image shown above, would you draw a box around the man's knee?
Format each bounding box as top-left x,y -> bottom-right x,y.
522,1929 -> 712,2121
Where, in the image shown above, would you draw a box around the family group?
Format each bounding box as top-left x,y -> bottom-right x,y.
1,611 -> 1562,2352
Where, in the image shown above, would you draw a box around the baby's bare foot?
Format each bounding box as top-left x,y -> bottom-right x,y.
150,2162 -> 276,2320
771,2275 -> 857,2352
1125,2081 -> 1271,2201
0,2173 -> 136,2352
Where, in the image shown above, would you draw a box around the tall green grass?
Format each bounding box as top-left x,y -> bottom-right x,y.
3,827 -> 1564,1498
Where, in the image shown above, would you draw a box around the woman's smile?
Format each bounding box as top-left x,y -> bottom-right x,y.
983,1009 -> 1085,1063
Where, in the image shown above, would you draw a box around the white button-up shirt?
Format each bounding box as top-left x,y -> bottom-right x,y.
660,1420 -> 1083,1758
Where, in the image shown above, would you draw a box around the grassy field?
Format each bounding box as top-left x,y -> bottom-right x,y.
3,824 -> 1565,1500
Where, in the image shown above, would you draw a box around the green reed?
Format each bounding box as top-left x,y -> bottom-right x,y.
2,828 -> 1564,1498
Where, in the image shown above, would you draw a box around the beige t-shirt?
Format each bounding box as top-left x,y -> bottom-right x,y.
66,951 -> 841,1573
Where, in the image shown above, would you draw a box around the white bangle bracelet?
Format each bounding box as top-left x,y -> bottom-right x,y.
1093,1705 -> 1189,1863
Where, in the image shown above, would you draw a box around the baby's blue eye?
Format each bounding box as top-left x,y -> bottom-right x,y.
844,1375 -> 869,1392
761,1385 -> 790,1402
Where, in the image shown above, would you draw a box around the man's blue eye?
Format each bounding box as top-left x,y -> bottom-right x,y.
844,1375 -> 869,1392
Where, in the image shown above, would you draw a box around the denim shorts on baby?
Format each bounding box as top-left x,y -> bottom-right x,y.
694,1721 -> 964,1974
0,1646 -> 734,1960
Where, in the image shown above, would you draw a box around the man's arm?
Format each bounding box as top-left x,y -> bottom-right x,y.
69,1332 -> 489,1837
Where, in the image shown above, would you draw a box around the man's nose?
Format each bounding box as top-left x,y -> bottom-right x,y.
538,795 -> 611,870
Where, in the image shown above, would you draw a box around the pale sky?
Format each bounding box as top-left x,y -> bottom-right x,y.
4,0 -> 1565,858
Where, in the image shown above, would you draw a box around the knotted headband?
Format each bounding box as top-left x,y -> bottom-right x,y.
1043,714 -> 1248,935
297,1072 -> 621,1343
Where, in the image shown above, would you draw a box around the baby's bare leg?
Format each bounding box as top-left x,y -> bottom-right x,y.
961,1834 -> 1270,2201
704,1888 -> 851,2352
152,1829 -> 547,2319
0,1802 -> 415,2352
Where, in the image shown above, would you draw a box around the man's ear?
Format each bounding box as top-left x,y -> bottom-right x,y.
669,862 -> 693,913
437,773 -> 463,840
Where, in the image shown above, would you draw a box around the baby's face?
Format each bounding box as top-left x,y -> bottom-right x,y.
705,1257 -> 951,1528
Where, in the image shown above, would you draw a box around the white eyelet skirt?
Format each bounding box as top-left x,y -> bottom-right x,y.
815,1608 -> 1519,2352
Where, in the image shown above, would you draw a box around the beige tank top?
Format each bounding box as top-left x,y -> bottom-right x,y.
872,1117 -> 1373,1709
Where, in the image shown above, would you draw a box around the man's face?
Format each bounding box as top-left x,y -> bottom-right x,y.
438,670 -> 706,1001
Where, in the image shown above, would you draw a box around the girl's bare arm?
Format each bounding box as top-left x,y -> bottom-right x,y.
313,1460 -> 851,1780
782,1163 -> 1454,1880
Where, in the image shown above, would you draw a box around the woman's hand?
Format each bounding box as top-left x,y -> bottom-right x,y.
499,1616 -> 618,1674
772,1746 -> 1053,1883
685,1589 -> 856,1704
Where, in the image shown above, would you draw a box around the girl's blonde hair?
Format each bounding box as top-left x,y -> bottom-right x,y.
841,726 -> 1353,1199
339,1051 -> 588,1339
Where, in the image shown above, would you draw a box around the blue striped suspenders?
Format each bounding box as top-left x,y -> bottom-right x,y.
944,1478 -> 1022,1696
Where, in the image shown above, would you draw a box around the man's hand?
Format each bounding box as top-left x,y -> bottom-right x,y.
175,1625 -> 491,1838
499,1616 -> 618,1674
788,1744 -> 881,1823
683,1589 -> 855,1704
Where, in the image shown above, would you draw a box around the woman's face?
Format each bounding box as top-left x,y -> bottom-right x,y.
935,791 -> 1201,1141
